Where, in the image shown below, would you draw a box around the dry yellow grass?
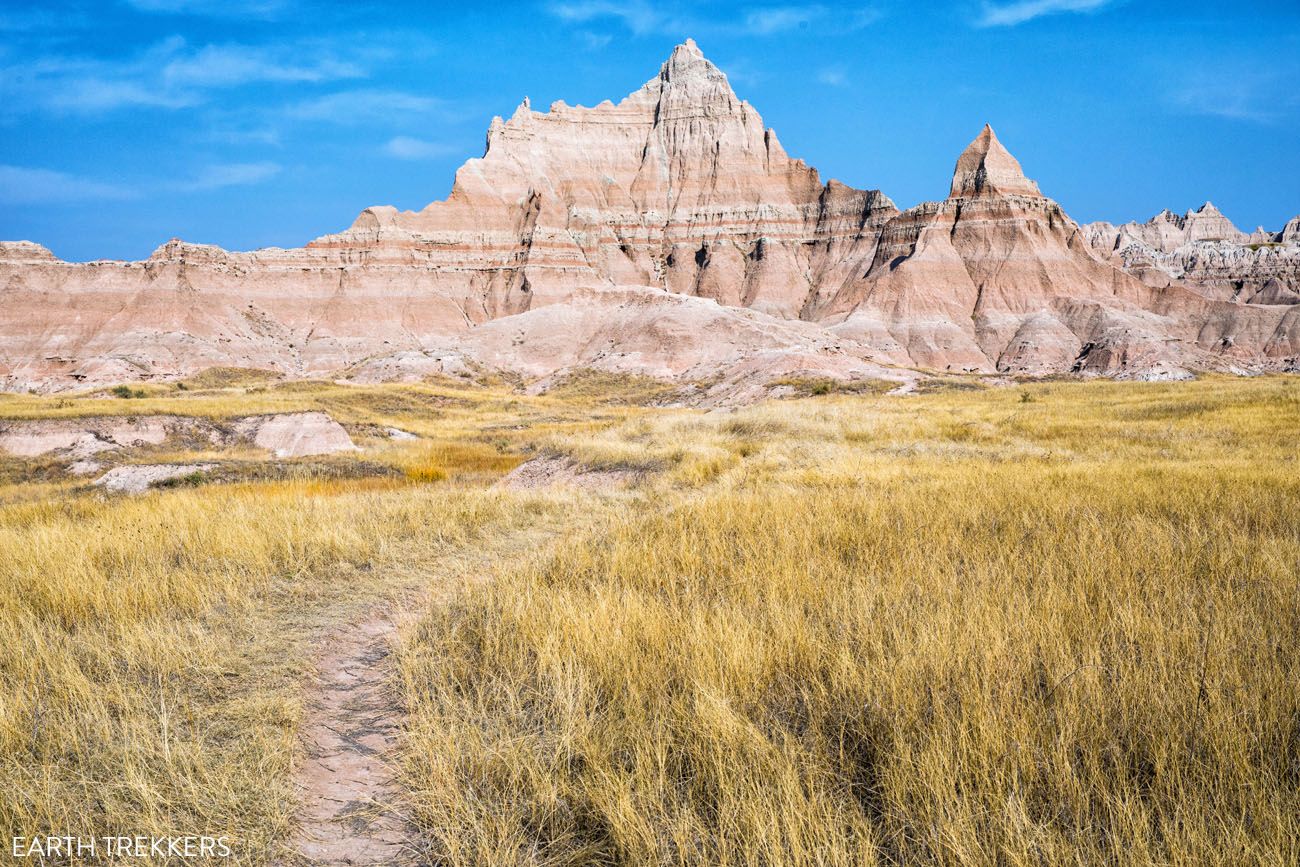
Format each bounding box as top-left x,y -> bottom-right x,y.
0,481 -> 560,863
0,379 -> 585,864
2,374 -> 1298,865
396,376 -> 1300,866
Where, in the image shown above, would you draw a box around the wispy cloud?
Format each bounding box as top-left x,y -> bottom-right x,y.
577,31 -> 613,49
5,36 -> 369,116
201,124 -> 283,146
976,0 -> 1115,27
743,6 -> 824,35
1168,68 -> 1297,124
174,161 -> 281,191
382,136 -> 456,160
162,43 -> 365,88
124,0 -> 293,20
547,2 -> 880,38
548,1 -> 669,35
817,66 -> 848,86
6,38 -> 197,113
1,35 -> 373,116
0,159 -> 284,205
44,77 -> 199,112
0,165 -> 139,204
287,89 -> 446,124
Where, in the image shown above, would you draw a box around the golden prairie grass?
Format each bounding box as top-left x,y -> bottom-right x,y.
0,476 -> 560,863
2,374 -> 1298,865
0,372 -> 652,863
396,376 -> 1300,866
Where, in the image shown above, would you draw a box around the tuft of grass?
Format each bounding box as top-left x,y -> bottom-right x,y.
544,369 -> 685,406
182,366 -> 285,390
394,442 -> 524,484
770,376 -> 893,397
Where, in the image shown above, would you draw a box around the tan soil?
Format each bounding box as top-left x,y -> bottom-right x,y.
495,454 -> 645,491
285,614 -> 414,866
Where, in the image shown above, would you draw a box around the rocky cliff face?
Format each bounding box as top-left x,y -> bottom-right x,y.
810,126 -> 1299,377
309,40 -> 898,320
1084,205 -> 1300,304
1,41 -> 1296,393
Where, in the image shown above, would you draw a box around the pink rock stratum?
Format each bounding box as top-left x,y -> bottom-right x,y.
2,39 -> 1297,393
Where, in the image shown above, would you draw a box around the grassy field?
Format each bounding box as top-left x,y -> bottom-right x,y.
1,375 -> 1297,864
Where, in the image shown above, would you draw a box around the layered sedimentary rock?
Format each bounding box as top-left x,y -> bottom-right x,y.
813,126 -> 1299,377
0,41 -> 904,393
1084,205 -> 1300,304
0,40 -> 1297,393
309,39 -> 900,321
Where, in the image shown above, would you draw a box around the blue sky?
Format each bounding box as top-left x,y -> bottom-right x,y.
1,0 -> 1297,261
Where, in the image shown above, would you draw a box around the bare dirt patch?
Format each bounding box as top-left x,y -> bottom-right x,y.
92,463 -> 216,494
285,614 -> 414,866
495,454 -> 645,491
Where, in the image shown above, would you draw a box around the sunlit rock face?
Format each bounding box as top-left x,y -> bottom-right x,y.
815,126 -> 1299,377
1,41 -> 1296,393
1083,205 -> 1300,308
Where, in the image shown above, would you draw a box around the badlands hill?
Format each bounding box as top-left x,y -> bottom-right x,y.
2,39 -> 1297,394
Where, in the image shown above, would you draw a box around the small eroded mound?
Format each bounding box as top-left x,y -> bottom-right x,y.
92,463 -> 215,494
0,416 -> 179,458
0,411 -> 358,462
237,412 -> 358,459
496,455 -> 645,491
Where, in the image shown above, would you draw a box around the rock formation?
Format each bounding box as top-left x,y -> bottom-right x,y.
1,40 -> 1296,393
93,464 -> 216,495
1084,205 -> 1300,304
0,412 -> 357,459
814,127 -> 1299,377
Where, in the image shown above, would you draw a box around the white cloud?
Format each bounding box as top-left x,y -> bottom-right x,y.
547,1 -> 667,35
1,36 -> 372,116
124,0 -> 292,19
382,137 -> 455,160
0,165 -> 138,204
288,90 -> 445,124
976,0 -> 1115,27
743,6 -> 825,35
174,161 -> 281,191
847,7 -> 885,28
547,2 -> 879,38
45,77 -> 200,112
162,43 -> 364,88
0,160 -> 282,205
203,125 -> 283,146
1168,69 -> 1296,124
817,66 -> 847,86
578,31 -> 614,49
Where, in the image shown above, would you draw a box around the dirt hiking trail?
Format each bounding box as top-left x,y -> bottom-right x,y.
285,613 -> 414,866
280,515 -> 595,865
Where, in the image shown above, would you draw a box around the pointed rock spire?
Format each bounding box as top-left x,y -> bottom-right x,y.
657,38 -> 732,92
1281,215 -> 1300,244
948,124 -> 1043,199
664,38 -> 705,74
1183,200 -> 1244,242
